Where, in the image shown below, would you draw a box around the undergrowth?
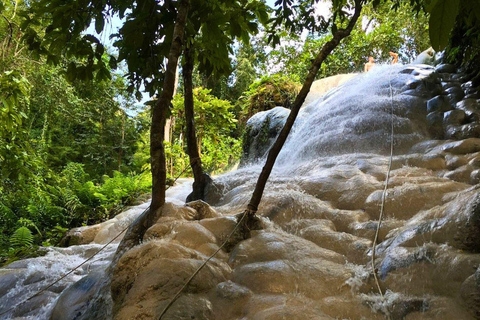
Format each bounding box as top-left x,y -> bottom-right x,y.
0,162 -> 151,266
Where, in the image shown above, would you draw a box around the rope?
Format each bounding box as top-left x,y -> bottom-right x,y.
158,206 -> 252,319
0,167 -> 189,318
370,67 -> 395,319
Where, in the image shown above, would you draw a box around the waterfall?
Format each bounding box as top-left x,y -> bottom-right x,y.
0,181 -> 192,320
2,63 -> 480,320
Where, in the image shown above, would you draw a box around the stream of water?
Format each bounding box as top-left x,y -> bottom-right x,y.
2,63 -> 480,319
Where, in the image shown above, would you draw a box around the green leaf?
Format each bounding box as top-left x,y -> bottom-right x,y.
95,16 -> 104,34
429,0 -> 460,51
10,227 -> 34,248
66,62 -> 77,82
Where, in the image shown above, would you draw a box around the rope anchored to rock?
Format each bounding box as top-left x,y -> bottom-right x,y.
370,67 -> 395,320
0,167 -> 189,318
158,208 -> 250,319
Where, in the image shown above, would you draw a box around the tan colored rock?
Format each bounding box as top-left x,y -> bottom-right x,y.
351,219 -> 404,243
185,200 -> 221,219
443,164 -> 475,183
299,225 -> 372,263
470,169 -> 480,184
256,190 -> 369,232
460,269 -> 480,318
392,154 -> 446,171
173,223 -> 218,249
445,154 -> 469,170
298,167 -> 382,210
321,296 -> 384,320
388,167 -> 447,187
199,216 -> 237,243
112,241 -> 231,319
441,138 -> 480,154
228,231 -> 346,267
232,258 -> 351,301
60,224 -> 101,246
365,181 -> 467,220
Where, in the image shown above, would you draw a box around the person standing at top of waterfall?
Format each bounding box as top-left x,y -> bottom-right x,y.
389,51 -> 399,64
364,56 -> 375,72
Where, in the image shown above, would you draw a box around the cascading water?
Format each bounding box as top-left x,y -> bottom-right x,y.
0,180 -> 192,320
2,62 -> 480,320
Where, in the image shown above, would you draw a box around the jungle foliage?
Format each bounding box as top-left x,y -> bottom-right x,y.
0,0 -> 151,263
0,0 -> 478,262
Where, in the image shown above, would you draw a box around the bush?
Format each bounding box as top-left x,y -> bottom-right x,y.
0,162 -> 151,264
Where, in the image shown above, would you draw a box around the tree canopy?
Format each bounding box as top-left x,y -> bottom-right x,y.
1,0 -> 480,263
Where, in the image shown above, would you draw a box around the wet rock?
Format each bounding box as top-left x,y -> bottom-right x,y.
455,192 -> 480,252
441,81 -> 460,90
364,181 -> 465,220
445,154 -> 468,170
212,281 -> 252,319
388,167 -> 447,186
441,138 -> 480,154
185,200 -> 221,219
232,258 -> 351,301
298,167 -> 382,211
380,245 -> 480,301
299,225 -> 371,263
443,164 -> 474,183
215,280 -> 252,301
356,158 -> 388,181
364,291 -> 428,320
12,291 -> 57,318
352,219 -> 404,242
456,98 -> 480,115
427,95 -> 453,113
445,86 -> 465,104
460,267 -> 480,318
378,245 -> 436,279
112,241 -> 230,319
157,295 -> 214,320
409,140 -> 446,154
436,64 -> 456,73
23,271 -> 46,285
470,169 -> 480,184
60,224 -> 101,246
391,153 -> 446,171
0,268 -> 24,298
250,302 -> 332,320
199,216 -> 237,244
445,123 -> 480,140
50,271 -> 107,320
174,223 -> 218,249
468,153 -> 480,167
228,231 -> 346,267
465,93 -> 480,99
443,109 -> 466,126
321,296 -> 384,319
378,189 -> 480,255
240,107 -> 289,166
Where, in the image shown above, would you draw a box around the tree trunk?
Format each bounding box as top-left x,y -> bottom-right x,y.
183,45 -> 211,201
246,0 -> 363,215
111,0 -> 190,266
118,112 -> 125,171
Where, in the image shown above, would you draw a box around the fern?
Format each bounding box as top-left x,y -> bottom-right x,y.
10,227 -> 34,248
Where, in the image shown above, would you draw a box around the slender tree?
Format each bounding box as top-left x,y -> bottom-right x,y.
182,43 -> 211,201
246,0 -> 364,217
114,0 -> 190,259
180,0 -> 268,201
